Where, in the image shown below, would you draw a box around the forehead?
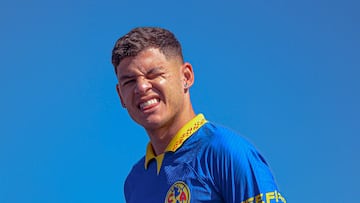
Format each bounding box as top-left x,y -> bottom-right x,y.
116,48 -> 168,75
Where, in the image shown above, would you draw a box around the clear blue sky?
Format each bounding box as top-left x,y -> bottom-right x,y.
1,0 -> 359,202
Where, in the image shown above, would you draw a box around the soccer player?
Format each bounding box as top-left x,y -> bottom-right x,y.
111,27 -> 286,203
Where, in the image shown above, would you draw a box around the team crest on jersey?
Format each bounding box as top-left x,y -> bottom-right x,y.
165,181 -> 190,203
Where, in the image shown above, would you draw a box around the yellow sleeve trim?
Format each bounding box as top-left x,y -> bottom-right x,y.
241,190 -> 286,203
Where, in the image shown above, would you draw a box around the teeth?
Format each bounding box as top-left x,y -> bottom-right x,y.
140,98 -> 158,110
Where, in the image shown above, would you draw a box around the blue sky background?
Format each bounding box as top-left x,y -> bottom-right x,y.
1,0 -> 359,202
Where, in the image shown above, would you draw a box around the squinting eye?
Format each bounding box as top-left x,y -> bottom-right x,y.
147,72 -> 163,79
122,79 -> 135,86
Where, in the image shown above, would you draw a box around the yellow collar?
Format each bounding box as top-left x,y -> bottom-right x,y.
144,114 -> 207,174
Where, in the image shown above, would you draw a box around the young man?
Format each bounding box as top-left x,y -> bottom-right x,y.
112,27 -> 286,203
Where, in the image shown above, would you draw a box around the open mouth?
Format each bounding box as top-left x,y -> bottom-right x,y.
139,98 -> 160,111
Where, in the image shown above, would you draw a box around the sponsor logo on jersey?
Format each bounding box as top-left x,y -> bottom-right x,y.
165,181 -> 190,203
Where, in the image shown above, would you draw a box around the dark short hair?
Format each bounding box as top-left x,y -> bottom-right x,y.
111,27 -> 184,74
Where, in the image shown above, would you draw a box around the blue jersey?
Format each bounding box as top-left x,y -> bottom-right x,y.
124,114 -> 286,203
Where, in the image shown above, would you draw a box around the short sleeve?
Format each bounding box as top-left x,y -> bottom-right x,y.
206,129 -> 286,203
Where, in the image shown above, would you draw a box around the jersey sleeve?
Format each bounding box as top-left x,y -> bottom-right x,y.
207,130 -> 286,203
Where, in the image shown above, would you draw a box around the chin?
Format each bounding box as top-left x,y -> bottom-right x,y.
135,115 -> 164,128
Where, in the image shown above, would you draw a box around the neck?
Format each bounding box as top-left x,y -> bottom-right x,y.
146,106 -> 196,156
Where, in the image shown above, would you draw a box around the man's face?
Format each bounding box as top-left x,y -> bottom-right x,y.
116,48 -> 187,131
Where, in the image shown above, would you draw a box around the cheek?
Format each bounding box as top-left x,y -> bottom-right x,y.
158,77 -> 182,93
158,78 -> 166,85
119,88 -> 132,103
167,80 -> 184,99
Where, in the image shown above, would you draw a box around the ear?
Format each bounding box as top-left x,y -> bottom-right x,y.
182,62 -> 194,90
116,84 -> 126,108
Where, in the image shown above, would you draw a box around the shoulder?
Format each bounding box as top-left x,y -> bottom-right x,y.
199,122 -> 257,153
196,122 -> 269,169
197,123 -> 281,200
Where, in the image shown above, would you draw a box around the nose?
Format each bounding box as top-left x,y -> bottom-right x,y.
134,77 -> 152,94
